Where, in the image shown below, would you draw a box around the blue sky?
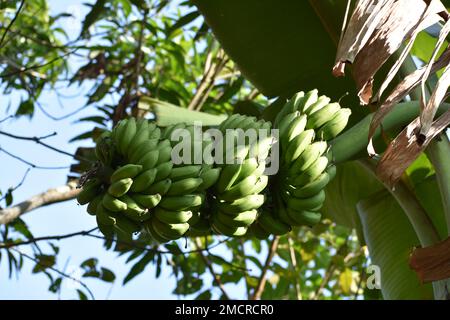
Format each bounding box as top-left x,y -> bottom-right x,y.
0,0 -> 257,300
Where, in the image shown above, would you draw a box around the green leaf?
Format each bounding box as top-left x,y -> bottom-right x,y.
169,11 -> 201,34
139,96 -> 227,126
123,251 -> 155,285
338,268 -> 354,295
32,255 -> 56,273
80,0 -> 107,37
69,130 -> 93,143
100,267 -> 116,282
16,100 -> 34,117
357,190 -> 433,299
195,290 -> 212,300
77,289 -> 88,300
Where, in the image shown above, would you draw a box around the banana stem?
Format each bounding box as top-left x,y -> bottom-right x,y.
425,135 -> 450,235
330,101 -> 450,164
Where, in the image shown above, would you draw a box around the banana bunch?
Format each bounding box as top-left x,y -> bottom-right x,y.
210,115 -> 273,237
267,90 -> 350,231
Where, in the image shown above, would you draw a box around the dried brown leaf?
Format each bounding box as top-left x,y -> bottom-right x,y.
377,110 -> 450,187
409,236 -> 450,283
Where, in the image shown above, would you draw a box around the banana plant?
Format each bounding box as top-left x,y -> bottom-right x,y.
192,0 -> 450,299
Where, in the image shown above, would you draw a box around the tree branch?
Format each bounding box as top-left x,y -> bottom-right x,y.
194,237 -> 230,300
0,181 -> 80,225
0,146 -> 70,170
0,0 -> 25,48
251,236 -> 280,300
288,236 -> 302,300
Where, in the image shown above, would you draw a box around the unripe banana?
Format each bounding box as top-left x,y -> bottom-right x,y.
249,222 -> 270,240
286,189 -> 326,211
284,129 -> 315,164
152,217 -> 189,240
281,114 -> 307,149
129,139 -> 159,164
289,141 -> 328,175
154,207 -> 193,224
126,124 -> 150,157
145,178 -> 171,195
211,214 -> 248,237
274,91 -> 304,126
291,156 -> 328,186
170,165 -> 201,180
249,175 -> 269,195
326,164 -> 337,180
216,210 -> 257,227
159,194 -> 203,211
219,113 -> 241,132
217,194 -> 265,214
305,95 -> 331,116
77,179 -> 101,205
297,89 -> 318,113
102,193 -> 127,212
108,178 -> 133,197
276,195 -> 299,226
197,167 -> 221,191
96,220 -> 115,238
287,172 -> 330,198
129,168 -> 157,192
137,149 -> 159,170
142,219 -> 171,243
154,161 -> 173,181
286,208 -> 322,227
130,193 -> 161,209
162,123 -> 186,140
120,194 -> 149,222
218,174 -> 258,202
258,210 -> 291,235
189,217 -> 210,234
114,216 -> 140,242
306,102 -> 340,130
156,145 -> 172,165
216,162 -> 242,193
110,164 -> 143,182
149,126 -> 161,139
96,205 -> 117,226
166,177 -> 203,196
118,118 -> 137,155
86,194 -> 104,215
316,108 -> 351,140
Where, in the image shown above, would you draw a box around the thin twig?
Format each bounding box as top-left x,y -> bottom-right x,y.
0,147 -> 70,170
0,0 -> 25,48
35,101 -> 87,121
240,238 -> 251,299
288,236 -> 302,300
0,115 -> 13,124
0,168 -> 30,203
194,237 -> 230,300
251,236 -> 280,300
10,247 -> 95,300
0,228 -> 98,249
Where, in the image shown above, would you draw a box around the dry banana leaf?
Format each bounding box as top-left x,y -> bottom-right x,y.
409,236 -> 450,283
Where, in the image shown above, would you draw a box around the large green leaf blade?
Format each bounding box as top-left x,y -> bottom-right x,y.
357,190 -> 433,300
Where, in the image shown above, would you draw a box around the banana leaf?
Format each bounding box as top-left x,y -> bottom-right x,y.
357,190 -> 433,300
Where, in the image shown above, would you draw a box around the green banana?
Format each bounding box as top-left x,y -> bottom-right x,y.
197,167 -> 221,191
249,222 -> 270,240
258,210 -> 291,235
159,194 -> 203,211
145,178 -> 172,195
216,162 -> 242,192
170,165 -> 201,180
326,164 -> 337,180
102,193 -> 127,212
114,216 -> 140,242
281,114 -> 307,149
129,139 -> 159,164
289,141 -> 328,175
154,161 -> 173,181
274,91 -> 304,126
216,210 -> 257,227
120,194 -> 150,222
218,174 -> 258,202
305,96 -> 331,115
154,207 -> 193,224
166,177 -> 203,196
306,102 -> 340,130
149,126 -> 161,139
211,214 -> 248,237
286,208 -> 322,227
108,178 -> 133,197
297,89 -> 318,113
137,149 -> 159,170
286,189 -> 326,211
152,217 -> 189,240
118,118 -> 137,155
126,123 -> 150,157
86,194 -> 104,215
96,205 -> 117,226
77,179 -> 101,205
156,145 -> 172,165
249,175 -> 269,195
129,168 -> 157,192
131,193 -> 161,209
110,164 -> 143,182
284,129 -> 315,164
316,108 -> 351,140
143,219 -> 171,243
287,172 -> 330,198
217,194 -> 265,214
291,156 -> 328,186
219,113 -> 241,131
